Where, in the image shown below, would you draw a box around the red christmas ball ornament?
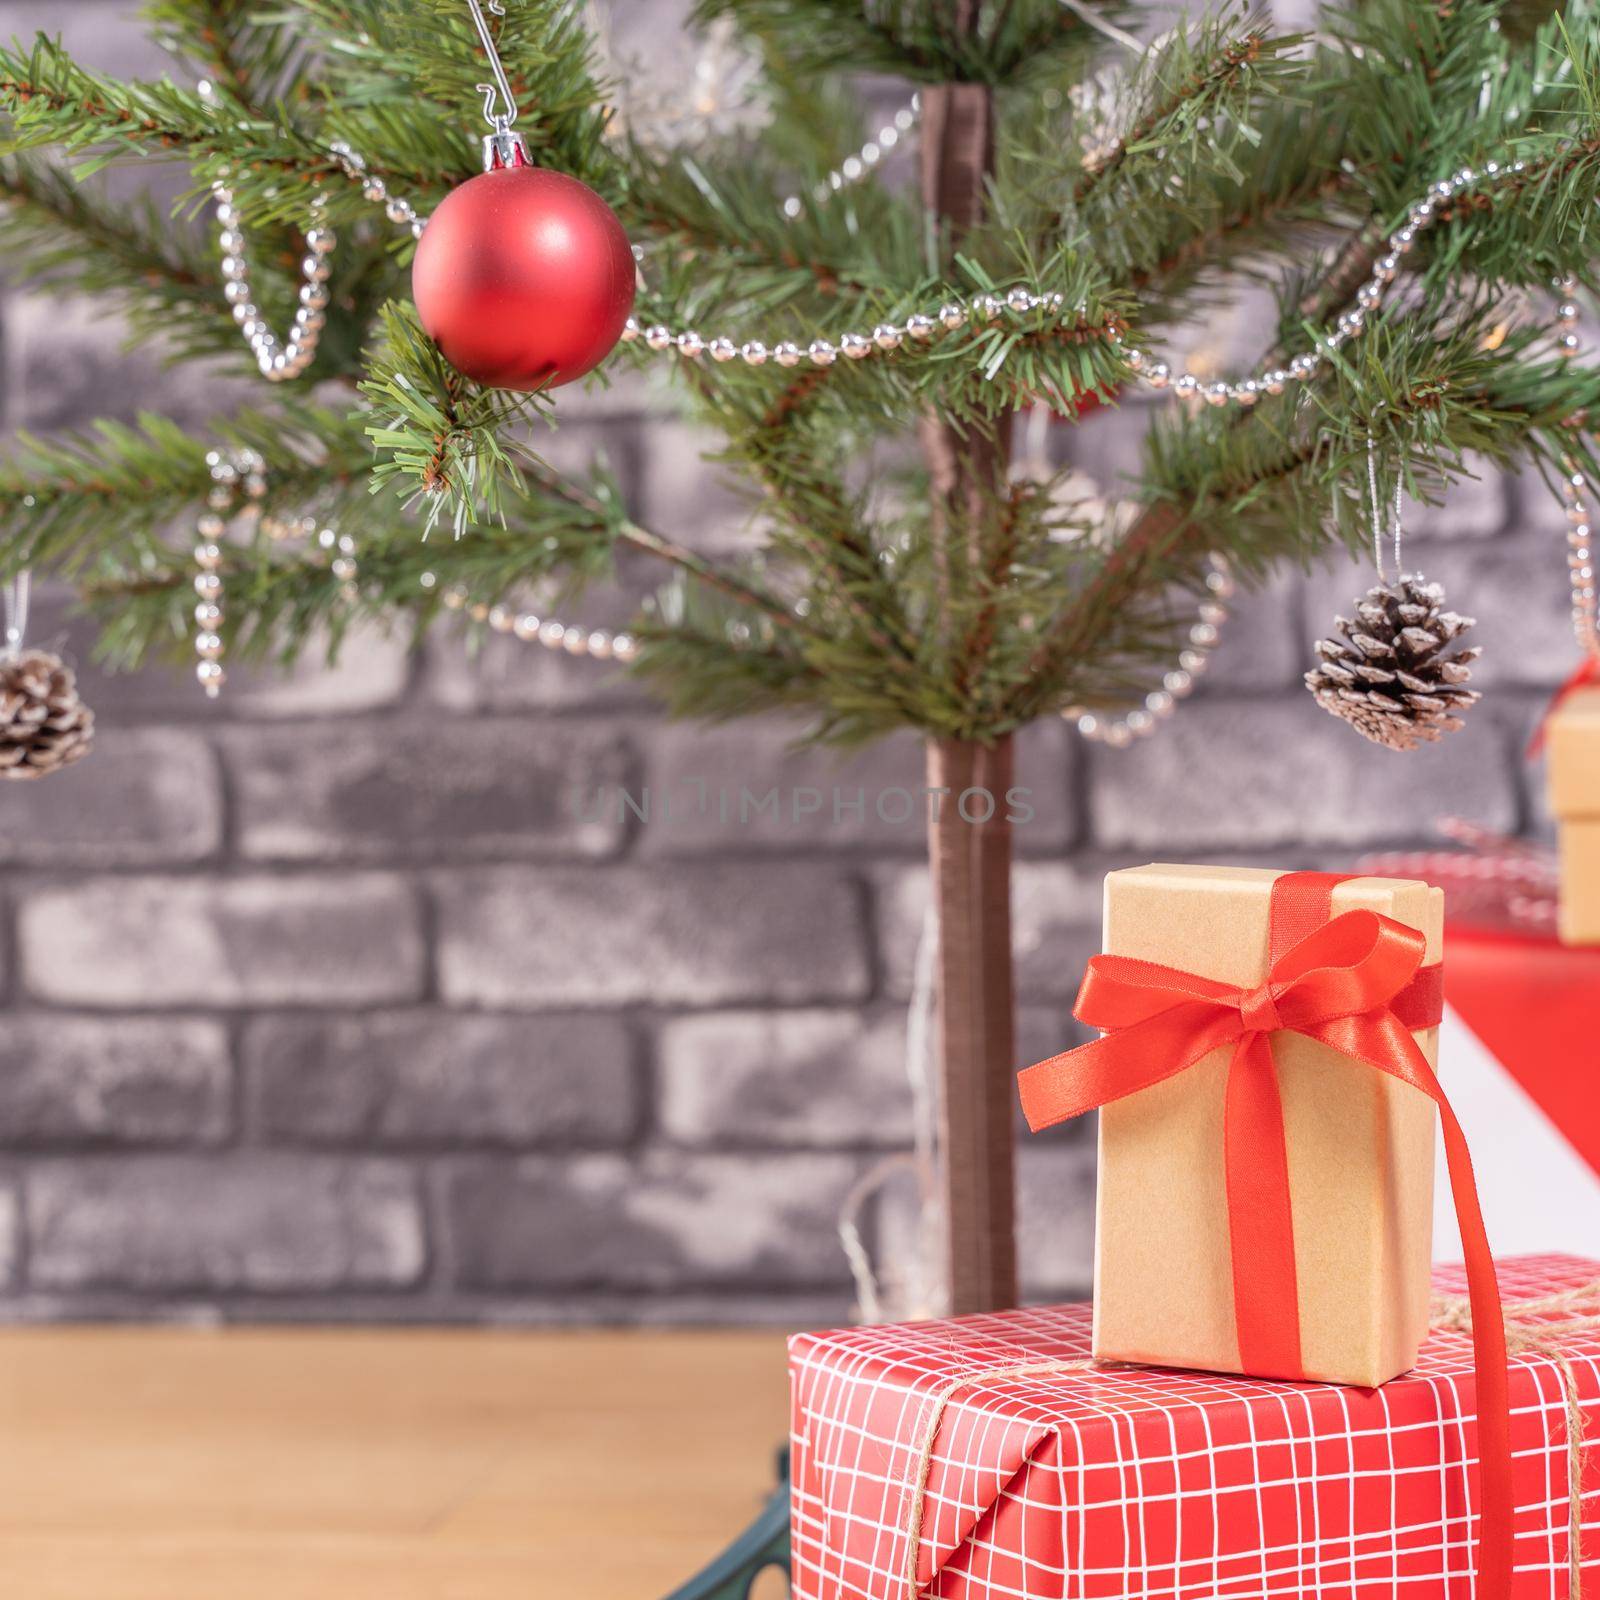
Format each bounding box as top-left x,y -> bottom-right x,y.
1029,382 -> 1115,420
412,164 -> 636,391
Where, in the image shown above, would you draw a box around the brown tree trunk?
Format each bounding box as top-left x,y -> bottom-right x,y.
918,34 -> 1021,1316
926,734 -> 1019,1315
917,77 -> 1010,601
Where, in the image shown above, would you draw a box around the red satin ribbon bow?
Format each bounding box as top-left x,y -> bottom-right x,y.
1017,872 -> 1513,1600
1527,653 -> 1600,758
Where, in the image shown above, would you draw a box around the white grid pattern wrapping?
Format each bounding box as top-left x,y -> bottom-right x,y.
789,1256 -> 1600,1600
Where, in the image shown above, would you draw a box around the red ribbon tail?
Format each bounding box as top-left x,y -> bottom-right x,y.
1224,1033 -> 1304,1379
1437,1095 -> 1513,1600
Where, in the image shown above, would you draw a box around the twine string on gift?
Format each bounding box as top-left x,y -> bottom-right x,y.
1015,872 -> 1516,1598
1433,1276 -> 1600,1599
895,1282 -> 1600,1600
898,1358 -> 1097,1600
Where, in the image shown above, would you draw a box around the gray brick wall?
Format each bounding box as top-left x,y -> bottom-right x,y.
0,0 -> 1568,1324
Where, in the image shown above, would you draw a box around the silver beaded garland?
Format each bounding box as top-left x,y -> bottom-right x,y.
212,181 -> 335,383
1061,553 -> 1235,746
245,130 -> 1540,399
318,524 -> 362,603
1554,277 -> 1600,662
431,581 -> 639,664
780,95 -> 920,218
191,447 -> 265,697
619,159 -> 1538,385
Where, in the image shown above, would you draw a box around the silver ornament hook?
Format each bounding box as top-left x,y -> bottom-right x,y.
465,0 -> 530,169
3,569 -> 29,662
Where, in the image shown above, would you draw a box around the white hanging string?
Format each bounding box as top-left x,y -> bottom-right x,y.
836,1158 -> 897,1325
837,902 -> 948,1324
904,902 -> 946,1319
1055,0 -> 1145,54
3,570 -> 30,660
1365,435 -> 1405,582
1020,400 -> 1054,481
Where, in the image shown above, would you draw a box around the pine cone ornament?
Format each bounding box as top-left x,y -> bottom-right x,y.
1304,575 -> 1482,752
0,649 -> 95,779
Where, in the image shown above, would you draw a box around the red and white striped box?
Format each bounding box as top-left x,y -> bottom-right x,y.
789,1255 -> 1600,1600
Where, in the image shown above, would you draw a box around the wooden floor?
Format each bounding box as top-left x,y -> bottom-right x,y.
0,1326 -> 793,1599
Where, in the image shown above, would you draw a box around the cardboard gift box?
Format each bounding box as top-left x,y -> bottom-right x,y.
788,1256 -> 1600,1600
1548,684 -> 1600,945
1022,864 -> 1444,1388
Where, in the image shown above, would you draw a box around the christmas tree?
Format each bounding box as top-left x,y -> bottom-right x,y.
1,0 -> 1599,1313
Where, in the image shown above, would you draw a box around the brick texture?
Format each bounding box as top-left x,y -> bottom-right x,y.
26,1156 -> 425,1292
876,862 -> 1105,1001
435,864 -> 871,1007
656,1009 -> 918,1148
18,875 -> 426,1007
0,730 -> 221,865
445,1152 -> 867,1291
245,1011 -> 639,1148
226,722 -> 632,862
1088,698 -> 1520,853
634,720 -> 1076,857
0,0 -> 1575,1324
0,1015 -> 229,1146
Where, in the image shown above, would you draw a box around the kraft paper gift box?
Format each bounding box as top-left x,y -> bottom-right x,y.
1049,863 -> 1444,1389
1548,684 -> 1600,945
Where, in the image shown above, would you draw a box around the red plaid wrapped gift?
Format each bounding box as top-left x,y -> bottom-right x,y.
789,1255 -> 1600,1600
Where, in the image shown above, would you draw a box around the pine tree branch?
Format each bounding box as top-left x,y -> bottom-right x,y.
0,155 -> 275,370
64,449 -> 812,668
628,196 -> 868,299
0,403 -> 374,582
526,459 -> 814,638
686,360 -> 923,668
700,490 -> 924,721
1297,218 -> 1385,326
694,0 -> 1098,85
1006,312 -> 1600,721
149,0 -> 301,108
1073,28 -> 1270,207
620,122 -> 930,313
632,265 -> 1130,430
1126,167 -> 1358,294
953,476 -> 1030,708
0,155 -> 216,297
0,37 -> 446,205
1004,419 -> 1331,725
628,613 -> 824,725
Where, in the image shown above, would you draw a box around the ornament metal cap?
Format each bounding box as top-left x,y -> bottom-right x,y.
482,126 -> 531,171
